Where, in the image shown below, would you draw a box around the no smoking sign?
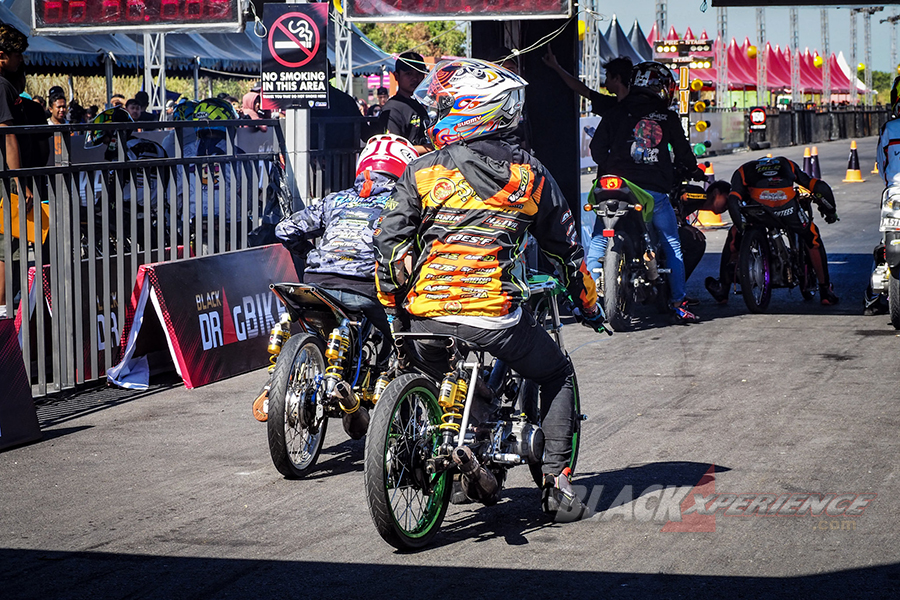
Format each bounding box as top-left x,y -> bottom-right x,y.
261,3 -> 329,110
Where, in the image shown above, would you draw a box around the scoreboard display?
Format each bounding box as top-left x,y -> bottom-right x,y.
32,0 -> 243,34
346,0 -> 571,22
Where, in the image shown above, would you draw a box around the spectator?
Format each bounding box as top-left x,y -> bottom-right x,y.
125,98 -> 142,122
110,93 -> 126,109
357,98 -> 368,115
366,86 -> 389,118
47,91 -> 67,125
224,95 -> 241,117
67,101 -> 86,124
133,90 -> 157,121
32,94 -> 45,113
380,51 -> 431,154
240,90 -> 267,132
86,104 -> 99,122
0,22 -> 29,316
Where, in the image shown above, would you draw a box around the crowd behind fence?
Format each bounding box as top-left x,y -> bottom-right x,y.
0,117 -> 367,397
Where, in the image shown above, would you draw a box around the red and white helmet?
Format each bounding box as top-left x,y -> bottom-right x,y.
356,134 -> 419,179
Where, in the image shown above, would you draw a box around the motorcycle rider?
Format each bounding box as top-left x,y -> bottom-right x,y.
704,156 -> 840,305
589,61 -> 704,324
866,76 -> 900,314
373,58 -> 604,521
275,134 -> 419,367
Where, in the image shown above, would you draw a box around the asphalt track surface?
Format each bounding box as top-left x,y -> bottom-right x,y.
1,137 -> 898,599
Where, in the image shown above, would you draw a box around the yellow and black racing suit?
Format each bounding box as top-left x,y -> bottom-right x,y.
374,137 -> 596,477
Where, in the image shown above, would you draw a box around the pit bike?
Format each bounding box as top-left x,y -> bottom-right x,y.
363,271 -> 607,550
263,282 -> 393,478
871,185 -> 900,328
733,190 -> 825,313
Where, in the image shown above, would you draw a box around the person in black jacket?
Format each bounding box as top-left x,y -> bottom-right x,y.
380,52 -> 431,154
589,61 -> 704,324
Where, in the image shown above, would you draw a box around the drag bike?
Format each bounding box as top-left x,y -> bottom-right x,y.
363,271 -> 608,550
588,173 -> 706,330
872,186 -> 900,328
264,282 -> 393,478
733,189 -> 823,313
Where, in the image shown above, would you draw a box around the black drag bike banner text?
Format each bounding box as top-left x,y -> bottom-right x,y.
108,245 -> 298,389
0,319 -> 41,451
261,3 -> 329,111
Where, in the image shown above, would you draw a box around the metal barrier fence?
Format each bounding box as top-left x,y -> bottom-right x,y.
751,107 -> 890,149
0,119 -> 291,396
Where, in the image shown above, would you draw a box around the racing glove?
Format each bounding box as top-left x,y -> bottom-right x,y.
574,304 -> 612,336
823,211 -> 839,224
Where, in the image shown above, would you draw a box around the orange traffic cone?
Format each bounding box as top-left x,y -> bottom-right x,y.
802,147 -> 812,176
810,146 -> 822,179
872,161 -> 880,175
697,163 -> 725,227
843,140 -> 865,182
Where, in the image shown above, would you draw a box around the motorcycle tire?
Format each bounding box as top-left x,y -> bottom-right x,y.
364,373 -> 450,550
890,274 -> 900,330
603,233 -> 635,331
739,227 -> 773,313
267,334 -> 328,478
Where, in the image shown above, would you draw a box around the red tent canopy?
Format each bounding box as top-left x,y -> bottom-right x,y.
647,22 -> 660,44
665,25 -> 680,41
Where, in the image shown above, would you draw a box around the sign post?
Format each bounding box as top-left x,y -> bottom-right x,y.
261,2 -> 329,203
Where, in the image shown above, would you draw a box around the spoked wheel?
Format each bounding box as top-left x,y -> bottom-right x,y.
890,274 -> 900,330
364,373 -> 450,550
603,233 -> 635,331
739,227 -> 772,313
267,334 -> 328,478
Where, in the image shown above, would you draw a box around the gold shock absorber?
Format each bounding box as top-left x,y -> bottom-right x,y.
324,325 -> 350,381
267,312 -> 292,373
438,373 -> 467,433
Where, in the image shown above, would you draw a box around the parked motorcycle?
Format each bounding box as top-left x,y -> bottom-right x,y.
871,186 -> 900,328
263,282 -> 392,478
732,189 -> 823,313
363,271 -> 602,550
588,174 -> 707,330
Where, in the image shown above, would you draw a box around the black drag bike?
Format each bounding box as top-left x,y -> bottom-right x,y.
263,283 -> 393,478
363,272 -> 608,550
588,174 -> 708,330
732,189 -> 824,313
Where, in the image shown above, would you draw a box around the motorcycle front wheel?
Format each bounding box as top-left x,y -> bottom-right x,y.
890,274 -> 900,330
603,233 -> 635,331
267,334 -> 328,478
364,373 -> 450,550
739,227 -> 772,313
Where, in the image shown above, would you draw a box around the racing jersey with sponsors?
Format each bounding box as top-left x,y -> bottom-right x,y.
728,156 -> 831,211
877,118 -> 900,188
276,171 -> 395,290
374,138 -> 597,319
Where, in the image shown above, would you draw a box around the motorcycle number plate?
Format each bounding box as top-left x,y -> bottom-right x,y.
879,217 -> 900,231
602,229 -> 615,237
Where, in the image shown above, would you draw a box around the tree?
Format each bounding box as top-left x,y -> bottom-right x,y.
359,22 -> 465,58
873,70 -> 897,105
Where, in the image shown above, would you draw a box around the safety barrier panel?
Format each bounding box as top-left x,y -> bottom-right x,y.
0,116 -> 367,397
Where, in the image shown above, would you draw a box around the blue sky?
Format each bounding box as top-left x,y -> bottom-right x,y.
599,0 -> 897,73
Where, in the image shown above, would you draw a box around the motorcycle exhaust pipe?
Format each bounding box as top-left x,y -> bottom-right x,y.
332,380 -> 370,440
452,446 -> 500,505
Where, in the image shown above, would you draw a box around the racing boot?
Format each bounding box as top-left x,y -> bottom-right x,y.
820,283 -> 840,306
705,276 -> 729,304
671,300 -> 700,324
541,468 -> 592,522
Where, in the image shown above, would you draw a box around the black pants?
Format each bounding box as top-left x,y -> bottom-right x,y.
410,310 -> 576,475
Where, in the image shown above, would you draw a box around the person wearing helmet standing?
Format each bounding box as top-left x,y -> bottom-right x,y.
590,61 -> 704,324
275,134 -> 419,367
374,59 -> 605,521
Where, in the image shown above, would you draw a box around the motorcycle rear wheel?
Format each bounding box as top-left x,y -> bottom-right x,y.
364,373 -> 450,550
603,234 -> 634,331
267,334 -> 328,478
890,274 -> 900,330
739,227 -> 772,313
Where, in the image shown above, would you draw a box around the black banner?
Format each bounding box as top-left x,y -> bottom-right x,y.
109,245 -> 298,389
261,3 -> 329,111
0,319 -> 41,451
